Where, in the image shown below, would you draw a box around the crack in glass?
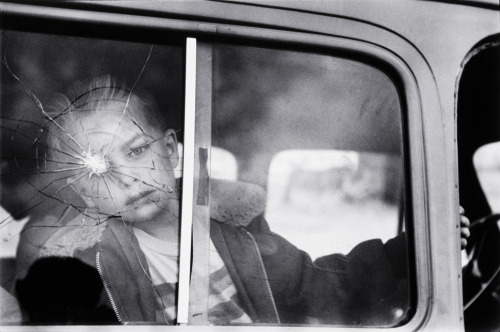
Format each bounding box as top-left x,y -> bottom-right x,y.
0,32 -> 184,280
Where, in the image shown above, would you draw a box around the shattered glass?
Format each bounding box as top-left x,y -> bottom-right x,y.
0,30 -> 185,305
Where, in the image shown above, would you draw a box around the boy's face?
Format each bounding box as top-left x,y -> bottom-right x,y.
64,100 -> 179,224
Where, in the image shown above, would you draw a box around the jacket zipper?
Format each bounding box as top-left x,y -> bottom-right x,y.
96,251 -> 123,322
245,230 -> 281,324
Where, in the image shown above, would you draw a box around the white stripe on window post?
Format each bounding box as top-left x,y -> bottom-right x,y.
177,37 -> 196,325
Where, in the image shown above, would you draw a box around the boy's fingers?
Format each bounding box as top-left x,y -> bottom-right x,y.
458,206 -> 469,249
460,215 -> 470,227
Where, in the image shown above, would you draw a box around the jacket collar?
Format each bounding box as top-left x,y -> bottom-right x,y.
209,179 -> 266,227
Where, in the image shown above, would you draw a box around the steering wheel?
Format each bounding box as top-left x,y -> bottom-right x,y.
462,214 -> 500,330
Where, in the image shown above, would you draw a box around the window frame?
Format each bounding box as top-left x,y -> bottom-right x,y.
0,1 -> 463,330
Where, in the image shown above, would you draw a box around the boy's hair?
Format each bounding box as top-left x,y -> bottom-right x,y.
45,76 -> 165,160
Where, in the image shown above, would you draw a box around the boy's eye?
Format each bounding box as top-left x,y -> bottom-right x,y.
132,147 -> 144,155
128,145 -> 150,158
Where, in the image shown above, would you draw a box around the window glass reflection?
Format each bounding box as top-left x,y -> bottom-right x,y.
210,44 -> 410,326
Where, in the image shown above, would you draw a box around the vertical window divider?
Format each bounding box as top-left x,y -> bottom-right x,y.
177,37 -> 197,325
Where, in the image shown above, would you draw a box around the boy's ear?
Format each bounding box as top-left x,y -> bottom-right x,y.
163,129 -> 179,168
66,177 -> 96,208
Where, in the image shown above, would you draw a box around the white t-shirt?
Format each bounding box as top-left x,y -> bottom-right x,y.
133,227 -> 252,325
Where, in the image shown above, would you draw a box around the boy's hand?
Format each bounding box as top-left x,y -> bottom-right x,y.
460,206 -> 470,250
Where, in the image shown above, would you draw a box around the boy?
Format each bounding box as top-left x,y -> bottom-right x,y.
16,77 -> 470,326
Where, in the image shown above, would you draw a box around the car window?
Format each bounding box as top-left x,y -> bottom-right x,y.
457,38 -> 500,332
0,29 -> 185,325
210,43 -> 411,326
0,30 -> 413,328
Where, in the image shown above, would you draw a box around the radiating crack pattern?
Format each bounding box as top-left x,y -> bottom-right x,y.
0,42 -> 183,251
